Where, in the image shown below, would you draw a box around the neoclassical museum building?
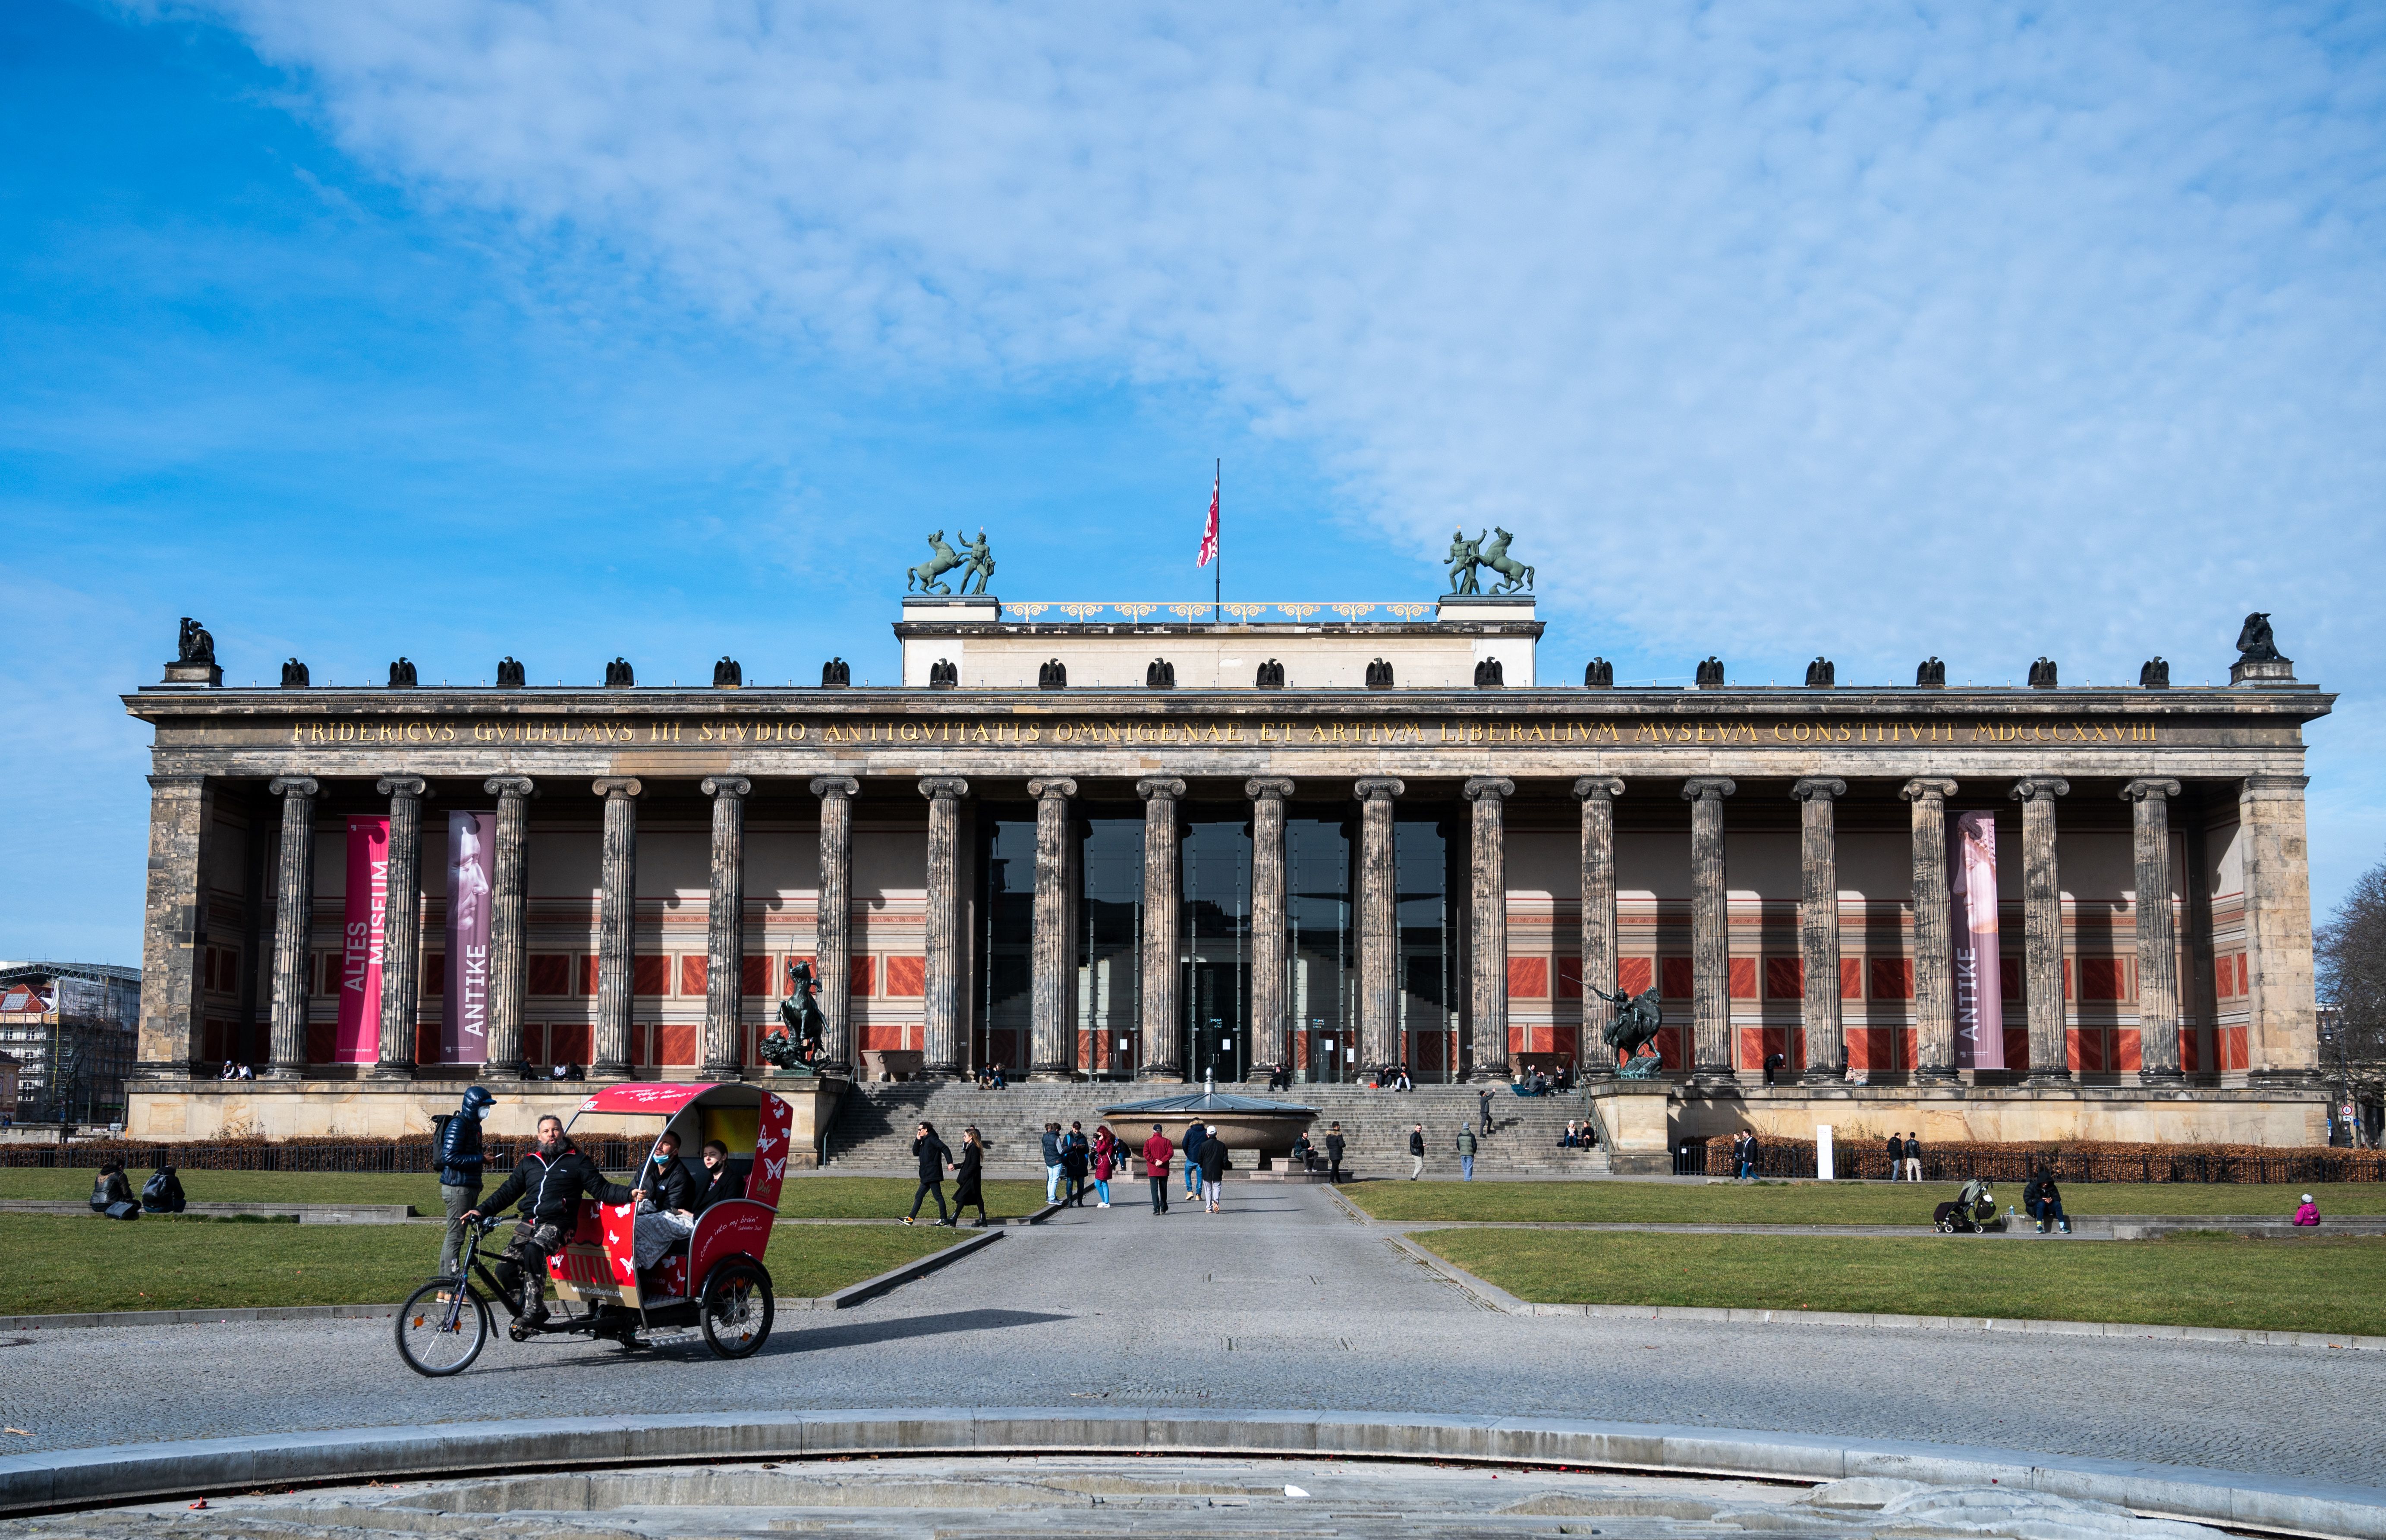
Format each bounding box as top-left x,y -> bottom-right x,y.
122,589 -> 2332,1151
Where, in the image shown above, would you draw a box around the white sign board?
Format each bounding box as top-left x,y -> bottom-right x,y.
1816,1123 -> 1835,1181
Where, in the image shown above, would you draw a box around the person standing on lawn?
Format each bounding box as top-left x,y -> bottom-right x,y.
1141,1123 -> 1175,1214
906,1121 -> 954,1226
1885,1131 -> 1904,1181
1409,1124 -> 1426,1179
952,1126 -> 989,1228
1325,1122 -> 1346,1183
433,1085 -> 495,1278
1197,1124 -> 1230,1212
1454,1124 -> 1477,1181
1182,1119 -> 1208,1202
1902,1132 -> 1922,1183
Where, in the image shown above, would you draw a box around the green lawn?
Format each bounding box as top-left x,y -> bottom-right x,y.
0,1169 -> 1052,1220
1414,1229 -> 2386,1338
0,1213 -> 962,1316
1345,1178 -> 2386,1225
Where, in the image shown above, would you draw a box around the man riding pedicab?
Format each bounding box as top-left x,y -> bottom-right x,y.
463,1115 -> 634,1326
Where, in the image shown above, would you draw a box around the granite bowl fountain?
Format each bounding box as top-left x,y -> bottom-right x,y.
1099,1075 -> 1319,1165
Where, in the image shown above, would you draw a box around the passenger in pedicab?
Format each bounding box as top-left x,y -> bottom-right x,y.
630,1134 -> 745,1269
463,1114 -> 634,1326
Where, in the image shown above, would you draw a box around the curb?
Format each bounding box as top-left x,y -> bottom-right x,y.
1387,1235 -> 2386,1351
3,1408 -> 2383,1537
0,1228 -> 1006,1332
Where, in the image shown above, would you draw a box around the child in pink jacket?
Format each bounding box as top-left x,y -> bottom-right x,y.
2292,1194 -> 2320,1226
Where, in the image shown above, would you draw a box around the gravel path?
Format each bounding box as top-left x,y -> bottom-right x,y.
3,1180 -> 2377,1483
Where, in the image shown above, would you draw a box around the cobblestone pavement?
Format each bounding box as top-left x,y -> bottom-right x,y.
4,1182 -> 2379,1483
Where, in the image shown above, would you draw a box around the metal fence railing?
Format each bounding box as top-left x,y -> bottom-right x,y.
0,1136 -> 644,1175
1690,1138 -> 2386,1185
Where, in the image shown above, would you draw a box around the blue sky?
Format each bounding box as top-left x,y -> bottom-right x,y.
3,0 -> 2383,964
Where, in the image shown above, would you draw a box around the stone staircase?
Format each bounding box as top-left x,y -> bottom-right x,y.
820,1082 -> 1610,1179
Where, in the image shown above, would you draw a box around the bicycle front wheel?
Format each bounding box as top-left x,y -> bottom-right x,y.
395,1279 -> 491,1376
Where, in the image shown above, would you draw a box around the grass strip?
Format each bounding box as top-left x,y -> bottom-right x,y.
1344,1178 -> 2386,1225
0,1213 -> 959,1316
1413,1228 -> 2386,1338
0,1170 -> 1052,1220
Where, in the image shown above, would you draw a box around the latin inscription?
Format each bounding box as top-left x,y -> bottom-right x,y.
286,717 -> 2160,749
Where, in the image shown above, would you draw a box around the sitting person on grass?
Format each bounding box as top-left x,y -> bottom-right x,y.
2022,1167 -> 2070,1234
2294,1193 -> 2321,1226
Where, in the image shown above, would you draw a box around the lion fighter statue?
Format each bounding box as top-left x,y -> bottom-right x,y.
1589,979 -> 1665,1078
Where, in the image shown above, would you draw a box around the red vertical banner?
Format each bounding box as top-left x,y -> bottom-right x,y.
336,816 -> 390,1063
1949,811 -> 2005,1071
444,810 -> 494,1064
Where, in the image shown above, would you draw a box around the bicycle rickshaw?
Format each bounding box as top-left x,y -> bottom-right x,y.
396,1081 -> 793,1376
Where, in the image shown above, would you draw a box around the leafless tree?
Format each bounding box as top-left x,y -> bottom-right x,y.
2316,857 -> 2386,1143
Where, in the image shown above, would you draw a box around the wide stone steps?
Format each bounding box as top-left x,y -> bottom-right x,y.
823,1082 -> 1610,1177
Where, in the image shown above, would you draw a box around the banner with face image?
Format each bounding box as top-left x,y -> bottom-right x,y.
1949,810 -> 2005,1071
443,810 -> 495,1064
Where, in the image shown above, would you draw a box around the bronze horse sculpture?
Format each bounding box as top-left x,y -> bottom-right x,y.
1590,981 -> 1665,1077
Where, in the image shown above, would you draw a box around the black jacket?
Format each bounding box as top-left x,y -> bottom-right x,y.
2024,1174 -> 2060,1210
1197,1139 -> 1229,1180
88,1170 -> 132,1211
481,1140 -> 633,1228
1408,1130 -> 1425,1155
1325,1133 -> 1345,1162
913,1133 -> 952,1181
638,1153 -> 696,1212
433,1111 -> 486,1189
952,1143 -> 984,1206
692,1160 -> 746,1213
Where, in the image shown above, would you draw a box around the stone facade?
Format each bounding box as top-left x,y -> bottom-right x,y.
121,596 -> 2336,1146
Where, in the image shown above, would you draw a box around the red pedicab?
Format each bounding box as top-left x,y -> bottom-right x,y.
396,1081 -> 792,1375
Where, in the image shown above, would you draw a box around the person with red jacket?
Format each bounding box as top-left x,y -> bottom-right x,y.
1140,1123 -> 1175,1216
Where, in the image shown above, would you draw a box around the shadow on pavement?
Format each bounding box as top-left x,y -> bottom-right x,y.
787,1308 -> 1074,1353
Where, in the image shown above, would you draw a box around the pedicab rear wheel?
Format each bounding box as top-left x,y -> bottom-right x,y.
395,1279 -> 491,1376
699,1260 -> 773,1359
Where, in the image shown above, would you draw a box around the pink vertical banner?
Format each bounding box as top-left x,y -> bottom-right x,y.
336,816 -> 390,1063
444,810 -> 494,1064
1949,810 -> 2005,1071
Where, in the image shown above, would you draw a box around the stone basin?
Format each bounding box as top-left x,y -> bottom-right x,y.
1097,1089 -> 1319,1158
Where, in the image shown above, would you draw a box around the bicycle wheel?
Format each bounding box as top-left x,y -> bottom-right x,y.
699,1260 -> 773,1359
395,1279 -> 491,1376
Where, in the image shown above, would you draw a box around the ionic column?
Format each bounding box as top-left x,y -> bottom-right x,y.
809,777 -> 859,1077
1136,777 -> 1187,1080
1902,778 -> 1960,1083
701,776 -> 752,1080
135,775 -> 215,1077
1246,778 -> 1294,1083
370,775 -> 429,1079
1027,777 -> 1078,1081
1683,777 -> 1737,1085
1574,777 -> 1624,1079
590,777 -> 642,1078
2011,777 -> 2071,1084
2239,774 -> 2319,1084
482,776 -> 534,1078
264,776 -> 318,1077
1791,778 -> 1848,1083
2121,779 -> 2184,1082
1355,777 -> 1406,1074
1465,777 -> 1516,1083
919,776 -> 971,1077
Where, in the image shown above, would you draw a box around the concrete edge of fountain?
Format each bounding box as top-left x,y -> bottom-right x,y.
3,1408 -> 2382,1537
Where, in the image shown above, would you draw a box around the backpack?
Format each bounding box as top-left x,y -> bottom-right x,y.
142,1169 -> 186,1213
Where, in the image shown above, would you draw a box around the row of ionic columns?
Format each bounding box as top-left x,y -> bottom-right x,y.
249,769 -> 2192,1085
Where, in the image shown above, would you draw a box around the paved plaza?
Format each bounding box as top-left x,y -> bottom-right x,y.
5,1184 -> 2381,1487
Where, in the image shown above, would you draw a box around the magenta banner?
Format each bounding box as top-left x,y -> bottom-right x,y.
336,816 -> 389,1064
1949,810 -> 2005,1071
443,810 -> 494,1064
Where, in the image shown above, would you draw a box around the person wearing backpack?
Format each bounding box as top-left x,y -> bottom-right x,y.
88,1161 -> 133,1214
433,1086 -> 496,1276
140,1162 -> 187,1214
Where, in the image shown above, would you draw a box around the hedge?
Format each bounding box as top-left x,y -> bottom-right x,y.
0,1134 -> 645,1174
1700,1136 -> 2386,1185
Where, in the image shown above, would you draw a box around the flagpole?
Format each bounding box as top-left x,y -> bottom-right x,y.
1214,458 -> 1222,627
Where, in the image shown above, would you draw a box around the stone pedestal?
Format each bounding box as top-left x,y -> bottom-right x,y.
1464,777 -> 1515,1083
1355,777 -> 1405,1075
918,777 -> 970,1077
1585,1082 -> 1675,1175
368,775 -> 428,1080
1027,778 -> 1077,1080
264,776 -> 318,1078
1246,778 -> 1294,1082
1136,778 -> 1187,1080
701,776 -> 752,1080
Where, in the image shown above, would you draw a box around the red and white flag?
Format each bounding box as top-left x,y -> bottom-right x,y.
1196,470 -> 1219,567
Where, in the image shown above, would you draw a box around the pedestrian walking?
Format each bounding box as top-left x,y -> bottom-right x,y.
1454,1125 -> 1477,1181
1141,1123 -> 1174,1214
952,1126 -> 990,1227
1902,1132 -> 1922,1183
1734,1130 -> 1756,1181
1182,1119 -> 1208,1200
1325,1122 -> 1346,1183
1198,1124 -> 1229,1212
1041,1121 -> 1065,1205
1092,1126 -> 1117,1208
905,1120 -> 953,1225
1477,1089 -> 1494,1136
1408,1123 -> 1426,1179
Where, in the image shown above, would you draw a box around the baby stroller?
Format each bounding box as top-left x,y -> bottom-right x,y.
1933,1181 -> 2002,1234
